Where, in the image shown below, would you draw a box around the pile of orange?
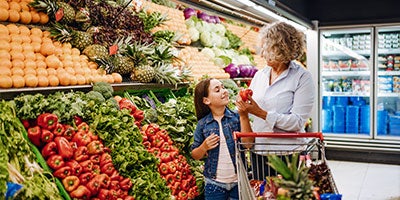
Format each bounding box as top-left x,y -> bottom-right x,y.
0,0 -> 49,25
0,24 -> 123,89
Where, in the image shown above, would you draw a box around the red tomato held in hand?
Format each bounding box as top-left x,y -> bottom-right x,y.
239,89 -> 253,102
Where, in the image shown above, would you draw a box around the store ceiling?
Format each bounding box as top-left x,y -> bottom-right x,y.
275,0 -> 400,27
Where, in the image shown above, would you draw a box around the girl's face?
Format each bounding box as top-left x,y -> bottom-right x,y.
203,79 -> 229,107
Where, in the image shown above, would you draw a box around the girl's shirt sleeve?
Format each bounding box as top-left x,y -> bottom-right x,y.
191,121 -> 205,151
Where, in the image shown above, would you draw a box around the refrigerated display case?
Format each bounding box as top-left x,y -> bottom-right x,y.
376,25 -> 400,139
320,28 -> 373,137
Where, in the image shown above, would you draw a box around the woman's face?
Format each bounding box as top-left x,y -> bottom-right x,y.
203,79 -> 229,106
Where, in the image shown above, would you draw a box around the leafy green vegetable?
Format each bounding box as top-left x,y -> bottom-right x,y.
225,29 -> 243,50
138,10 -> 166,33
86,91 -> 106,103
93,81 -> 114,99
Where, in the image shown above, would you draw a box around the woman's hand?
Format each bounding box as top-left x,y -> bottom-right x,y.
237,95 -> 268,120
202,133 -> 219,151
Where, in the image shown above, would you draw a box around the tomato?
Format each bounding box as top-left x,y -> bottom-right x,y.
239,89 -> 253,101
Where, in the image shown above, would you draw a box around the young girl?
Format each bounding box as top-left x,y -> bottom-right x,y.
191,78 -> 252,200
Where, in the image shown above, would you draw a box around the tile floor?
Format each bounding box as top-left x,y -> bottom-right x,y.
327,160 -> 400,200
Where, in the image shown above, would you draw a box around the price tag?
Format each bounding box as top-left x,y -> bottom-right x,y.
55,8 -> 64,22
109,45 -> 118,56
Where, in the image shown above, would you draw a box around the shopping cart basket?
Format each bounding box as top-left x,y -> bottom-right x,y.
234,132 -> 338,200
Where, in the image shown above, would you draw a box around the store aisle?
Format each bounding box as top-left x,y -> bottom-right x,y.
327,160 -> 400,200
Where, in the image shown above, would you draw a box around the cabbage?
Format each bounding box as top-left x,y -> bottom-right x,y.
221,37 -> 230,49
188,27 -> 199,42
214,57 -> 225,68
210,32 -> 222,47
200,31 -> 212,47
215,24 -> 226,36
185,18 -> 195,28
237,55 -> 251,65
212,47 -> 225,57
224,63 -> 240,78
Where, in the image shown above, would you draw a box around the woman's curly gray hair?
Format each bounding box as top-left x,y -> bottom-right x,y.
259,21 -> 305,63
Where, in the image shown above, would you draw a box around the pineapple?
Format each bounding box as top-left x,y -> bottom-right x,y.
130,65 -> 155,83
114,56 -> 135,76
50,23 -> 93,51
268,154 -> 315,200
30,0 -> 76,24
82,44 -> 109,61
153,63 -> 181,85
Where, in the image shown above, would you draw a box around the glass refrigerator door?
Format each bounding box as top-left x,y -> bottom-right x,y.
376,26 -> 400,139
320,28 -> 373,137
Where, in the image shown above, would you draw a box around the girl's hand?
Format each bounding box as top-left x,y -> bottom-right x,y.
203,133 -> 219,150
235,96 -> 248,116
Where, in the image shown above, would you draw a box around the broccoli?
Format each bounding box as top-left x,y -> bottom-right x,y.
86,91 -> 106,103
93,82 -> 114,99
106,98 -> 119,110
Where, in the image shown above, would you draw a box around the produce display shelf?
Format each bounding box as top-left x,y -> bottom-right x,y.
321,70 -> 370,77
0,82 -> 190,100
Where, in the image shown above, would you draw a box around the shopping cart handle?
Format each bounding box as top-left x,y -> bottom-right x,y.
233,132 -> 324,141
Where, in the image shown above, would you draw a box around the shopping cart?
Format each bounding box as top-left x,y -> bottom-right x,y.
234,132 -> 338,200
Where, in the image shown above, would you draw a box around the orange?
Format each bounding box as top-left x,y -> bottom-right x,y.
69,75 -> 77,85
79,55 -> 88,62
71,55 -> 80,62
11,67 -> 24,76
8,2 -> 21,11
58,73 -> 70,86
62,46 -> 72,55
11,60 -> 24,69
0,75 -> 12,88
76,74 -> 86,85
47,68 -> 56,75
10,34 -> 22,44
24,52 -> 35,61
36,60 -> 46,69
88,61 -> 98,69
0,0 -> 9,10
0,40 -> 11,51
24,59 -> 36,69
10,50 -> 25,61
0,66 -> 11,76
73,61 -> 81,69
112,73 -> 123,83
71,48 -> 80,55
61,54 -> 72,61
30,27 -> 42,37
0,24 -> 8,35
53,41 -> 62,48
0,8 -> 8,21
62,60 -> 73,68
36,68 -> 47,76
24,74 -> 38,87
19,1 -> 30,11
20,35 -> 31,43
85,75 -> 93,84
48,74 -> 59,86
30,11 -> 40,24
54,48 -> 63,57
31,42 -> 41,53
8,9 -> 20,23
6,24 -> 19,34
24,67 -> 36,75
10,42 -> 22,52
64,67 -> 75,75
11,75 -> 25,88
42,30 -> 50,38
30,35 -> 42,43
19,25 -> 30,35
0,50 -> 10,60
82,67 -> 91,75
35,53 -> 45,61
80,62 -> 88,69
38,12 -> 49,24
45,55 -> 62,69
106,74 -> 114,83
0,33 -> 10,42
41,37 -> 52,44
0,59 -> 11,68
40,42 -> 55,56
62,43 -> 72,49
56,67 -> 66,75
37,75 -> 49,87
74,67 -> 84,75
22,43 -> 34,52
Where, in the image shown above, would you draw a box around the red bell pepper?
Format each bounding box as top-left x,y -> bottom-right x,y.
160,152 -> 171,163
178,190 -> 188,199
165,174 -> 174,185
21,119 -> 30,129
90,155 -> 100,165
70,185 -> 91,199
170,151 -> 179,160
41,141 -> 57,159
62,175 -> 80,192
145,124 -> 158,137
27,126 -> 42,147
87,176 -> 101,195
100,163 -> 115,176
80,160 -> 93,173
41,129 -> 54,143
117,189 -> 128,198
159,163 -> 169,175
92,164 -> 101,174
156,129 -> 169,140
187,187 -> 198,199
53,166 -> 71,179
72,130 -> 92,147
100,153 -> 112,167
168,162 -> 177,174
66,160 -> 82,176
63,125 -> 76,140
73,116 -> 83,126
173,171 -> 182,182
110,181 -> 120,191
150,135 -> 164,148
79,172 -> 93,185
142,141 -> 151,149
37,113 -> 58,131
46,155 -> 64,170
119,177 -> 132,191
87,141 -> 104,155
142,132 -> 148,142
54,136 -> 73,159
160,142 -> 172,152
133,110 -> 144,121
88,130 -> 99,141
98,189 -> 112,199
98,174 -> 110,189
119,98 -> 136,114
70,141 -> 78,150
53,123 -> 65,136
74,146 -> 89,162
109,170 -> 122,181
124,196 -> 135,200
148,147 -> 161,157
181,179 -> 190,191
77,122 -> 90,133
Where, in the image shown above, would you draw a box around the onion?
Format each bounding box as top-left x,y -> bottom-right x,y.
224,63 -> 240,78
249,67 -> 258,77
214,16 -> 221,23
183,7 -> 196,19
197,12 -> 210,22
208,16 -> 216,24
